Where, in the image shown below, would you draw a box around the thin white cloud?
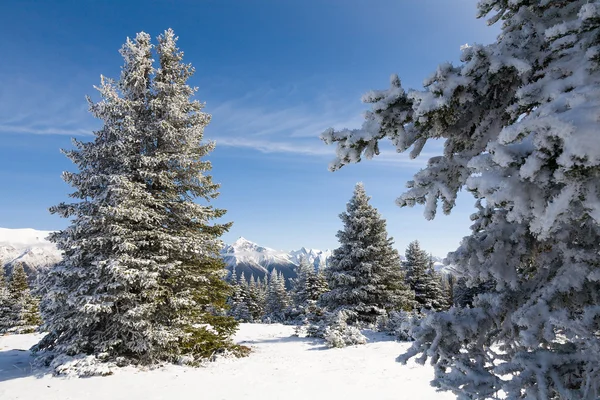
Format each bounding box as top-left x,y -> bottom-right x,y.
207,87 -> 444,166
0,76 -> 97,137
0,124 -> 93,136
214,136 -> 331,156
204,87 -> 376,160
213,135 -> 436,168
206,94 -> 365,140
0,76 -> 442,169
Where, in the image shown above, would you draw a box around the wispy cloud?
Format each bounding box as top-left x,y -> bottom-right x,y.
0,75 -> 441,169
204,87 -> 370,159
206,88 -> 443,168
0,77 -> 96,137
206,92 -> 365,139
215,136 -> 331,156
214,136 -> 437,169
0,124 -> 93,136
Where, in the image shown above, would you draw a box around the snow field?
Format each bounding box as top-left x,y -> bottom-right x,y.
0,323 -> 453,400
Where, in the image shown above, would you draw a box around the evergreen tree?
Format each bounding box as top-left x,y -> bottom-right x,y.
404,244 -> 448,312
0,268 -> 13,332
403,241 -> 432,311
228,276 -> 252,322
264,269 -> 290,322
311,269 -> 329,301
440,273 -> 455,310
423,259 -> 449,312
227,273 -> 266,322
225,265 -> 237,284
7,264 -> 42,331
293,256 -> 329,307
322,183 -> 414,323
34,30 -> 240,370
247,274 -> 266,321
8,263 -> 29,299
322,1 -> 600,397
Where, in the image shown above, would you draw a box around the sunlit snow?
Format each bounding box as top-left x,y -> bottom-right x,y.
0,323 -> 453,400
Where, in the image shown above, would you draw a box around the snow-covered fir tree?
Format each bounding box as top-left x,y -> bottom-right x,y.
292,256 -> 329,307
247,274 -> 266,321
33,30 -> 241,371
8,264 -> 42,330
227,273 -> 267,322
8,263 -> 29,298
264,269 -> 290,323
403,241 -> 431,310
403,242 -> 447,312
322,1 -> 600,397
228,275 -> 253,322
423,258 -> 449,312
0,268 -> 13,333
322,183 -> 414,323
0,264 -> 42,333
439,273 -> 455,310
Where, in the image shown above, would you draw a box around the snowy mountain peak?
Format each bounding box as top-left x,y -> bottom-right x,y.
233,236 -> 251,245
231,236 -> 259,249
228,237 -> 273,254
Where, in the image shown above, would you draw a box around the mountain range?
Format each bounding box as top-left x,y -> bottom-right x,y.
0,228 -> 334,283
221,237 -> 332,282
0,228 -> 446,283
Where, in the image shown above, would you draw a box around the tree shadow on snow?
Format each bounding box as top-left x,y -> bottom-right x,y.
360,329 -> 398,343
238,335 -> 329,351
0,349 -> 50,382
238,330 -> 398,352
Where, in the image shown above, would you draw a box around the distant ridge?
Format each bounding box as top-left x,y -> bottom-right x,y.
0,228 -> 449,281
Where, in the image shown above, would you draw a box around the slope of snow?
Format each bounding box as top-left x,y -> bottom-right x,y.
0,324 -> 453,400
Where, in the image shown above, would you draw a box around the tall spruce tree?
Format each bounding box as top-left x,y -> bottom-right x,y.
439,273 -> 455,310
247,274 -> 266,321
293,256 -> 329,307
322,1 -> 600,397
264,269 -> 290,322
228,276 -> 253,322
8,264 -> 42,329
404,242 -> 448,312
322,183 -> 414,323
403,241 -> 432,311
424,258 -> 449,312
34,30 -> 240,370
0,268 -> 13,332
8,263 -> 29,299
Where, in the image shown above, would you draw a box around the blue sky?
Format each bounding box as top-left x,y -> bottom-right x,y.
0,0 -> 500,257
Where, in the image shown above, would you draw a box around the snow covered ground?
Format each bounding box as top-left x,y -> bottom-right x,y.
0,324 -> 453,400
